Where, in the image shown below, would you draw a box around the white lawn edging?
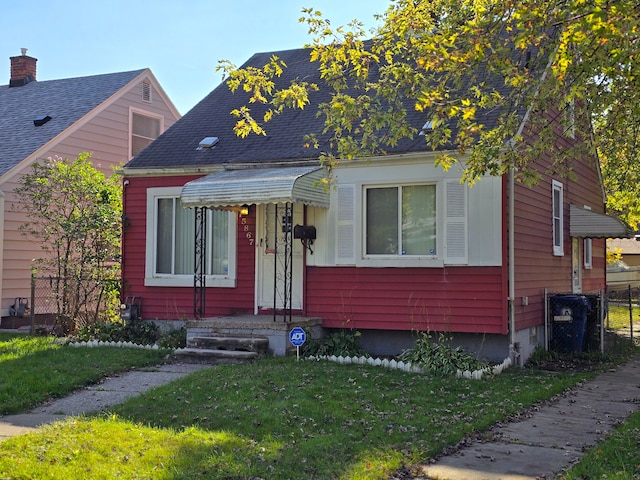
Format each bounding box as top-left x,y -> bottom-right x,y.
308,354 -> 513,379
68,339 -> 160,350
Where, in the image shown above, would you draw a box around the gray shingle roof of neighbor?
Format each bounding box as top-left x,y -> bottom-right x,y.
125,44 -> 531,170
0,69 -> 147,176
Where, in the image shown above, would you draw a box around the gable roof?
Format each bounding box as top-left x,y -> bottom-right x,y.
125,46 -> 520,171
0,69 -> 147,176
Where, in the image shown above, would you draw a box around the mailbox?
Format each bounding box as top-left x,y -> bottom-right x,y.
294,225 -> 316,240
294,225 -> 317,254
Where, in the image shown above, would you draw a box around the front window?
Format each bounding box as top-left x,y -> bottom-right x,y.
155,198 -> 229,275
365,184 -> 436,256
145,187 -> 236,287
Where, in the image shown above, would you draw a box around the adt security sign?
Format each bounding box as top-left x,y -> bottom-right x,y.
289,327 -> 306,347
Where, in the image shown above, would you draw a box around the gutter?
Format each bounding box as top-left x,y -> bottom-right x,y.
508,167 -> 518,365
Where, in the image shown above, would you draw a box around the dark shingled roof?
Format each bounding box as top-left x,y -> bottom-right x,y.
0,69 -> 147,176
126,45 -> 526,170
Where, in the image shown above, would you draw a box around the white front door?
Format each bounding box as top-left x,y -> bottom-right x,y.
257,203 -> 304,311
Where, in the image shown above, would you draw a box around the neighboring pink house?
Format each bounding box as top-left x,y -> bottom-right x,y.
121,46 -> 631,363
0,50 -> 180,323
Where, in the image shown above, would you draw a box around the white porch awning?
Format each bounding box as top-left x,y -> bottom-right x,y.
180,165 -> 330,209
570,204 -> 634,238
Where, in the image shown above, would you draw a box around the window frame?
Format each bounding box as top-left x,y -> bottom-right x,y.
583,238 -> 593,269
145,187 -> 237,287
552,180 -> 564,256
358,181 -> 444,268
129,108 -> 164,159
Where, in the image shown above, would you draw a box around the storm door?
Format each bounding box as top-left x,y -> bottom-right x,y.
257,203 -> 304,319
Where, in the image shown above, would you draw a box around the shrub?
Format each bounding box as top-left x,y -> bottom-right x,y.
157,327 -> 187,349
399,332 -> 488,376
75,321 -> 160,346
303,329 -> 368,358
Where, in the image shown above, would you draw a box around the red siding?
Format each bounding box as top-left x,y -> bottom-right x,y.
305,266 -> 507,334
512,107 -> 607,331
122,175 -> 255,320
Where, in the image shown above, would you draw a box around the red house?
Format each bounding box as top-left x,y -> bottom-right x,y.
121,46 -> 631,363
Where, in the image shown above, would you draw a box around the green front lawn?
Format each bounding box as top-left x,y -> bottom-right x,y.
0,356 -> 597,479
0,333 -> 166,415
0,332 -> 637,479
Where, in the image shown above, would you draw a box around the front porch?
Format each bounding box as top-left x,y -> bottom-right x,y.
184,315 -> 324,357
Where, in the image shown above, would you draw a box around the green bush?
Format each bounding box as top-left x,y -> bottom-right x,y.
399,332 -> 488,376
303,329 -> 368,358
157,327 -> 187,349
75,321 -> 160,346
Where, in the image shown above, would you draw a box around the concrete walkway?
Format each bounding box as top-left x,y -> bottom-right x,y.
0,363 -> 208,442
421,355 -> 640,479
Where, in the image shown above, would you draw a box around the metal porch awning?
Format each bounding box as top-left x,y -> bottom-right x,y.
570,204 -> 634,238
180,165 -> 330,209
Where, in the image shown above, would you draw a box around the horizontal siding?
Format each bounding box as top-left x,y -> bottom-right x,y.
513,107 -> 607,331
0,81 -> 180,315
122,176 -> 255,320
305,266 -> 507,334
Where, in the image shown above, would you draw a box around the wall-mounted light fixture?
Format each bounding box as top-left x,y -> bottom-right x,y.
239,205 -> 250,216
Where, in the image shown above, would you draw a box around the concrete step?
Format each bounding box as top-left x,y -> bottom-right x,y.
187,336 -> 269,354
173,347 -> 259,365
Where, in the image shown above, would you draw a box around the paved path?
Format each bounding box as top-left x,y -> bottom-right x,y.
0,363 -> 208,442
421,355 -> 640,479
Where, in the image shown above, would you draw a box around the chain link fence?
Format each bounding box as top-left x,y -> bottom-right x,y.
546,288 -> 637,355
28,274 -> 120,334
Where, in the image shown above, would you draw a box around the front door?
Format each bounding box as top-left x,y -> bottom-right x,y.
257,203 -> 304,312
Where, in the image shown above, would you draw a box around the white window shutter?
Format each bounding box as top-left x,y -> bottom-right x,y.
336,184 -> 356,264
444,180 -> 468,264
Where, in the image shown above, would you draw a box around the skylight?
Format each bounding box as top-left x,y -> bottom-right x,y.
198,137 -> 219,148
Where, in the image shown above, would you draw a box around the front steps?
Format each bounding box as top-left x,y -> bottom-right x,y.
176,315 -> 323,364
173,335 -> 269,365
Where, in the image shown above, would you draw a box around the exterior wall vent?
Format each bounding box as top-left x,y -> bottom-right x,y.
33,115 -> 52,127
142,80 -> 152,103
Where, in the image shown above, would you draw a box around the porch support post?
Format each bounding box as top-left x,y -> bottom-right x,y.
273,204 -> 278,321
194,206 -> 207,319
272,203 -> 293,322
283,202 -> 293,322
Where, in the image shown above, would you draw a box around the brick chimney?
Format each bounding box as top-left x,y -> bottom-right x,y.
10,48 -> 37,87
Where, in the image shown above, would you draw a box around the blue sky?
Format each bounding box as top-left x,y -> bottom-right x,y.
1,0 -> 389,114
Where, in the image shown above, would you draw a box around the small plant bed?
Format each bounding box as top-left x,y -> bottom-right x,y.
398,333 -> 491,377
74,321 -> 186,349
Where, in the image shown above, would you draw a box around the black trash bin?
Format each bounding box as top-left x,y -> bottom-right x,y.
551,295 -> 590,353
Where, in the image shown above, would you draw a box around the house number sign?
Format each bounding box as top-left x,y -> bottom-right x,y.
241,217 -> 254,246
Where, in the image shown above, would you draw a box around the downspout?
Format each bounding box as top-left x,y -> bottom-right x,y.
508,168 -> 519,365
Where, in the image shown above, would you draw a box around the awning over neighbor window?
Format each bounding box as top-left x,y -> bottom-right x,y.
180,165 -> 330,209
570,205 -> 634,238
